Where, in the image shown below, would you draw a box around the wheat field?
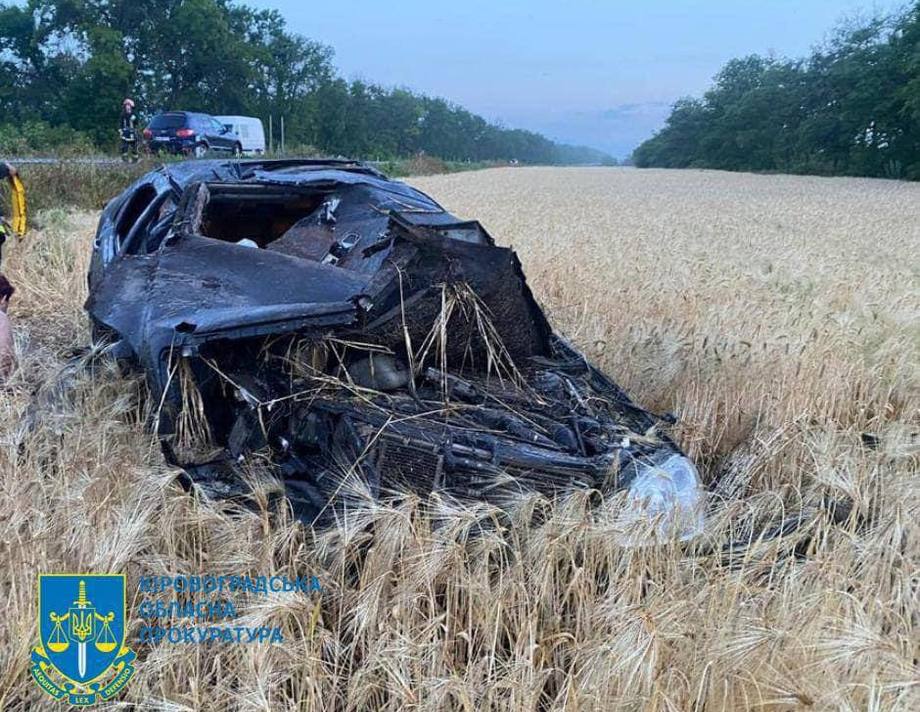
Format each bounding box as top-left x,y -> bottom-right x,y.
0,167 -> 917,710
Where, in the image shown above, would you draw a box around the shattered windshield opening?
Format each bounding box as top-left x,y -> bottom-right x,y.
195,186 -> 331,248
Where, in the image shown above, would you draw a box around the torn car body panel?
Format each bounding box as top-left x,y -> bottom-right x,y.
87,159 -> 704,537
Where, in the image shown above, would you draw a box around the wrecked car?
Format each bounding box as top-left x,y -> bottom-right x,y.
86,159 -> 704,537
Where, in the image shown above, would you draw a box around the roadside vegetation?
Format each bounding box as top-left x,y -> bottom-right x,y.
634,1 -> 920,179
10,154 -> 502,215
0,167 -> 916,709
9,162 -> 149,214
0,1 -> 612,166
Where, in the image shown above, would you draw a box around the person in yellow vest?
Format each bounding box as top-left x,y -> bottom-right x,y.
0,274 -> 15,381
0,161 -> 26,263
0,162 -> 22,381
0,161 -> 16,242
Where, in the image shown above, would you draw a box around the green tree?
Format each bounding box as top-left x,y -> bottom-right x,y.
64,26 -> 133,145
634,2 -> 920,179
0,0 -> 612,164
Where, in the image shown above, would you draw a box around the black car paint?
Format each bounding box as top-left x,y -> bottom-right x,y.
87,159 -> 685,522
145,112 -> 241,155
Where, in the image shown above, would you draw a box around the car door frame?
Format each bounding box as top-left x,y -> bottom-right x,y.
208,116 -> 234,152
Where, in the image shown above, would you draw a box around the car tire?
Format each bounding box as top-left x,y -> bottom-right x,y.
194,142 -> 209,158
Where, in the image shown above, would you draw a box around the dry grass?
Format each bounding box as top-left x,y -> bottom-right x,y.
10,163 -> 151,213
0,167 -> 917,710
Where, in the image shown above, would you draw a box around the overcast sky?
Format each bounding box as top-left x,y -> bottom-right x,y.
246,0 -> 905,159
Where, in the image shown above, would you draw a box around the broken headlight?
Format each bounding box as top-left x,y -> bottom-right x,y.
617,453 -> 706,544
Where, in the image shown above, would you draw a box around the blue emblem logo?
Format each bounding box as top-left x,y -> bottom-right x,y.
32,574 -> 136,706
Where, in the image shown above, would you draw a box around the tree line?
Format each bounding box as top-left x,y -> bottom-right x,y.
0,0 -> 613,164
633,2 -> 920,179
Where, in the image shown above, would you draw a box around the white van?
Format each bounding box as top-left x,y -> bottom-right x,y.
215,116 -> 266,155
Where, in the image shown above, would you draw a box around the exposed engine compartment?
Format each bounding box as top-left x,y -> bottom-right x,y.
86,160 -> 702,534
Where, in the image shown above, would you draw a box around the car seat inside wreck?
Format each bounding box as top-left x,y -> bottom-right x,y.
86,160 -> 704,536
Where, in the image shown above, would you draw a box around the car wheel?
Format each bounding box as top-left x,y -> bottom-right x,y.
194,142 -> 209,158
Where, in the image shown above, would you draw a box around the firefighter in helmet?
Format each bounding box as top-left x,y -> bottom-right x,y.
120,98 -> 139,162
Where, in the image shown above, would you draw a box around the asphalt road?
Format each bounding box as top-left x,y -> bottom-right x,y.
8,157 -> 130,165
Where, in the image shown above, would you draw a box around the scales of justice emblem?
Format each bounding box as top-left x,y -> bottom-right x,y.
31,575 -> 136,706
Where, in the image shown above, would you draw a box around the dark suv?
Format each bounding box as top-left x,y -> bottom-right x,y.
143,112 -> 242,157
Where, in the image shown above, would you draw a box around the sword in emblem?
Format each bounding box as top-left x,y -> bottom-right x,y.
69,581 -> 95,679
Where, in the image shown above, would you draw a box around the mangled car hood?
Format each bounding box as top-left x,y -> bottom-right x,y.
87,159 -> 704,538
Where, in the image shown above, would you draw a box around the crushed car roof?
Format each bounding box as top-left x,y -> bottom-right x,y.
85,159 -> 704,538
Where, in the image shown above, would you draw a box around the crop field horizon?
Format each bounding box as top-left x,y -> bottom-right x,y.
1,166 -> 917,710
